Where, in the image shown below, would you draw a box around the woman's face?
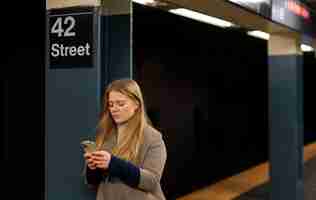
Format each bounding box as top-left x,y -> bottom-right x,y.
108,91 -> 139,125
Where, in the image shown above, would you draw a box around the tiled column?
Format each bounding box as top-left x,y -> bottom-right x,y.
268,33 -> 304,200
46,1 -> 131,200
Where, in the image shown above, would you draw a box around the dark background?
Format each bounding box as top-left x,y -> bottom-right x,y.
133,4 -> 316,199
0,1 -> 45,199
304,51 -> 316,143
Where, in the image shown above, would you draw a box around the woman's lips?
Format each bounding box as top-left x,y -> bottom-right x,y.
112,114 -> 119,118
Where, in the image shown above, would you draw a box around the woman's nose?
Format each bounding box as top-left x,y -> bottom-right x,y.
110,107 -> 119,112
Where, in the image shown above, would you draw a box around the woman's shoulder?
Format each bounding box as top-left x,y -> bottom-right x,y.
143,124 -> 163,143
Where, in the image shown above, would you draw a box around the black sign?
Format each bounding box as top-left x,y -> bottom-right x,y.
227,0 -> 316,38
272,0 -> 316,38
48,9 -> 94,69
228,0 -> 272,18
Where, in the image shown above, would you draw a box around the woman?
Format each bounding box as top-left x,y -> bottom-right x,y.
83,79 -> 167,200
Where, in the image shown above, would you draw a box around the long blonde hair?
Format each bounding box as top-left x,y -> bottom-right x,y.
96,79 -> 151,164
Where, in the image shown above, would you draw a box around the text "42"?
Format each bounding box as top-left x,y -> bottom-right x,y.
51,16 -> 76,37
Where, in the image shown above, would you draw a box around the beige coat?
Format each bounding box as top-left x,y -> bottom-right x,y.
85,125 -> 167,200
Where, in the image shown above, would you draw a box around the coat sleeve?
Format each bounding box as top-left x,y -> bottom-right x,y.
138,134 -> 167,193
82,164 -> 107,190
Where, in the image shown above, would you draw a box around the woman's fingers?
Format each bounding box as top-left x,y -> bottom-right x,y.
86,157 -> 97,170
94,161 -> 107,169
87,162 -> 97,170
93,160 -> 106,165
84,153 -> 96,164
84,152 -> 92,159
92,151 -> 111,160
92,150 -> 109,156
88,158 -> 95,163
92,156 -> 110,162
90,151 -> 111,170
91,151 -> 105,157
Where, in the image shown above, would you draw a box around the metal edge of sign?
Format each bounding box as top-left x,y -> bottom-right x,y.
47,6 -> 96,16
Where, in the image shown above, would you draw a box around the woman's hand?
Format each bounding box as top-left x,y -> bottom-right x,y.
92,150 -> 112,170
84,152 -> 97,170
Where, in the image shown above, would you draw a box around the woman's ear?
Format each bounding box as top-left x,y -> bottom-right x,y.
134,101 -> 140,111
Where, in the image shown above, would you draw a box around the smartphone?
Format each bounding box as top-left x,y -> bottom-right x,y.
81,140 -> 97,153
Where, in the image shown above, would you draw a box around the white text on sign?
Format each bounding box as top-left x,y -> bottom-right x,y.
51,43 -> 91,57
50,16 -> 92,58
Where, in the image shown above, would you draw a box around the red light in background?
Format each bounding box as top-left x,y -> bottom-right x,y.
301,8 -> 309,19
287,0 -> 310,19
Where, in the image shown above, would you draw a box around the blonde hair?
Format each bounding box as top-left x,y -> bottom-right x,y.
95,79 -> 151,164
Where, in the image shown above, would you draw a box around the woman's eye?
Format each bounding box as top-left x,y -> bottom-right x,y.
108,101 -> 126,108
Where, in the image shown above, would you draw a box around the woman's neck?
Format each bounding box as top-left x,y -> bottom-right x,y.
117,123 -> 128,134
116,122 -> 128,143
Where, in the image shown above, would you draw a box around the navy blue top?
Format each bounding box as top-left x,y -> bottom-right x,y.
86,155 -> 140,188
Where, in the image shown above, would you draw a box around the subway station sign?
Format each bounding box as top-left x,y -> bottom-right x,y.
48,8 -> 94,69
228,0 -> 272,18
227,0 -> 316,38
272,0 -> 316,38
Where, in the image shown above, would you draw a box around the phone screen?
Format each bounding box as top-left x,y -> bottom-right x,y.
81,140 -> 96,153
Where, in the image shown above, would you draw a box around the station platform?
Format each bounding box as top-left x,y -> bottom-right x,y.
177,142 -> 316,200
